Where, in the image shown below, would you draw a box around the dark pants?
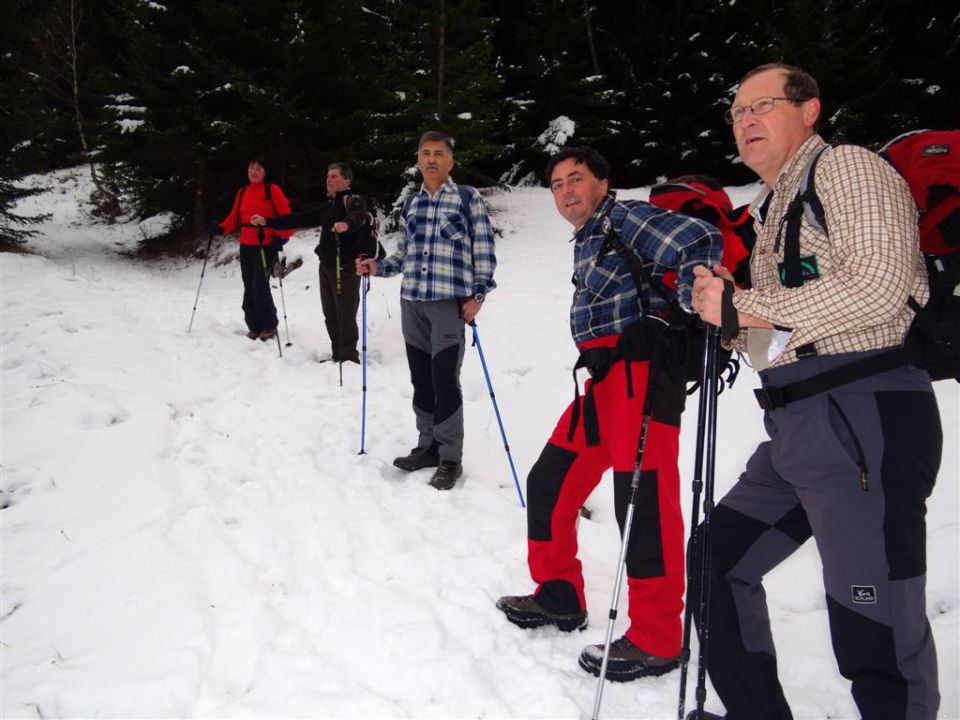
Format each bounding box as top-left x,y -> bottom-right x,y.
696,352 -> 942,720
399,299 -> 465,464
319,263 -> 360,362
239,244 -> 278,333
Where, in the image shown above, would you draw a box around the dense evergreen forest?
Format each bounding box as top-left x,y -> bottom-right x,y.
2,0 -> 957,245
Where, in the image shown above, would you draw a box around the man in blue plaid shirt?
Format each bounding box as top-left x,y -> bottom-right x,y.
357,131 -> 497,491
497,146 -> 721,682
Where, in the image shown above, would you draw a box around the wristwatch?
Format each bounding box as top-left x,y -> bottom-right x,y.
473,292 -> 485,304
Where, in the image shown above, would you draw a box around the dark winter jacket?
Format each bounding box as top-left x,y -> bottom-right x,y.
266,189 -> 370,268
218,182 -> 293,246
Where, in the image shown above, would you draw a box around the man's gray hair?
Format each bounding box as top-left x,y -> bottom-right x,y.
418,130 -> 455,154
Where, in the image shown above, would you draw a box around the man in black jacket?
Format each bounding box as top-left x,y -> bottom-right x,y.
253,162 -> 372,363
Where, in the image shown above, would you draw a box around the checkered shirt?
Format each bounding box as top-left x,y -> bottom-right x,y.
732,134 -> 928,367
377,178 -> 497,301
570,194 -> 723,345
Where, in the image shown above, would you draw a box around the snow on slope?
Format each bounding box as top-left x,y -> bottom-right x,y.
1,169 -> 957,719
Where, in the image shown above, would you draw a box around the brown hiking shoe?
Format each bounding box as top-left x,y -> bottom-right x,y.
259,328 -> 277,341
428,461 -> 462,490
246,329 -> 260,339
578,635 -> 679,681
393,447 -> 440,472
496,594 -> 588,632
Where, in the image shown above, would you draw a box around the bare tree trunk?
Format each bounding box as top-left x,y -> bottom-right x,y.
436,0 -> 446,122
582,0 -> 601,76
66,0 -> 119,215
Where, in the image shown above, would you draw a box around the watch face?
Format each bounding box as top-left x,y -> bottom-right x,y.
474,293 -> 485,303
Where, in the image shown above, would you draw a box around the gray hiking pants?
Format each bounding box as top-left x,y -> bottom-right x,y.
400,299 -> 466,464
698,351 -> 942,720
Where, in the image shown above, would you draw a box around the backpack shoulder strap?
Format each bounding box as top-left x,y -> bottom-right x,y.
778,144 -> 831,288
598,207 -> 674,307
235,186 -> 248,227
265,183 -> 279,216
457,184 -> 476,239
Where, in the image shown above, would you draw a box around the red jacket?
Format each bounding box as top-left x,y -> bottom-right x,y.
218,182 -> 293,246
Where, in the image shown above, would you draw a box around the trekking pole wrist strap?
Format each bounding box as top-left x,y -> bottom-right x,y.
720,278 -> 739,343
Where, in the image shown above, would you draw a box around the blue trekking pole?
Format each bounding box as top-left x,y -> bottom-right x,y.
471,323 -> 524,508
358,272 -> 370,455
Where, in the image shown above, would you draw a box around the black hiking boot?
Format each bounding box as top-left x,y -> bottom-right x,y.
578,635 -> 679,681
685,712 -> 725,719
429,461 -> 462,490
495,594 -> 588,632
393,446 -> 440,472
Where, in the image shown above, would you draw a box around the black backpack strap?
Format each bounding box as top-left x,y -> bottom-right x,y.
754,347 -> 909,410
235,186 -> 247,227
597,211 -> 673,307
265,183 -> 280,216
776,145 -> 830,288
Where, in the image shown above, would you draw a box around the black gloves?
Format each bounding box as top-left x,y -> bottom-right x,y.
207,222 -> 224,237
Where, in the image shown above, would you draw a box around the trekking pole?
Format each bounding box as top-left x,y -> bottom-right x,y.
358,270 -> 370,455
276,252 -> 292,347
253,224 -> 282,358
678,325 -> 720,720
187,232 -> 214,333
336,233 -> 343,388
591,348 -> 659,720
691,327 -> 721,720
471,323 -> 524,508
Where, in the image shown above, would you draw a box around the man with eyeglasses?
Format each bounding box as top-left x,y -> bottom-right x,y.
690,63 -> 941,720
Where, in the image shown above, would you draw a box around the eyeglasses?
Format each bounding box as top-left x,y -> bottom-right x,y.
724,96 -> 808,125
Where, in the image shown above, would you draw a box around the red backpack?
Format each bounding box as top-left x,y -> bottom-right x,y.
648,175 -> 756,288
879,130 -> 960,256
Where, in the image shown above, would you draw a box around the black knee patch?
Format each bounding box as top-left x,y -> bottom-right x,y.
536,579 -> 583,614
876,391 -> 940,580
527,443 -> 578,542
827,593 -> 906,719
614,470 -> 664,578
406,343 -> 434,413
432,343 -> 463,424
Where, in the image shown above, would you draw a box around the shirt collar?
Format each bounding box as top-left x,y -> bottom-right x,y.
419,177 -> 457,199
574,193 -> 617,243
749,134 -> 827,220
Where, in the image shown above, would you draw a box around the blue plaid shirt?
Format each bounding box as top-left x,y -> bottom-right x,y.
570,194 -> 722,344
377,178 -> 497,301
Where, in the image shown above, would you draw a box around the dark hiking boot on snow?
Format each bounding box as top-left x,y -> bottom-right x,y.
246,329 -> 260,339
259,328 -> 277,341
393,446 -> 440,472
496,594 -> 588,632
578,635 -> 679,681
685,712 -> 725,719
429,461 -> 462,490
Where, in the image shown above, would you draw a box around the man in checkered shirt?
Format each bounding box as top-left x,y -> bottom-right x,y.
497,146 -> 722,683
691,64 -> 942,720
357,131 -> 496,491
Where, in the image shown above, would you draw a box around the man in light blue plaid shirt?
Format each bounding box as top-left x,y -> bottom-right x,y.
357,131 -> 497,491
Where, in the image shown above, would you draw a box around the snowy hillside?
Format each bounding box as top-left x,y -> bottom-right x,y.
1,169 -> 957,719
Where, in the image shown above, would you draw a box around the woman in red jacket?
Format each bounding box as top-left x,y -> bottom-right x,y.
210,159 -> 293,340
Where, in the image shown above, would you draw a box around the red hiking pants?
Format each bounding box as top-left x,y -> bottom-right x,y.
526,347 -> 685,657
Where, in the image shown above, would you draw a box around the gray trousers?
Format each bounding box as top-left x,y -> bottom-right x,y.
699,351 -> 942,720
399,299 -> 466,464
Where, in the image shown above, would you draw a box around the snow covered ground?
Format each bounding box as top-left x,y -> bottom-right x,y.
2,168 -> 957,719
